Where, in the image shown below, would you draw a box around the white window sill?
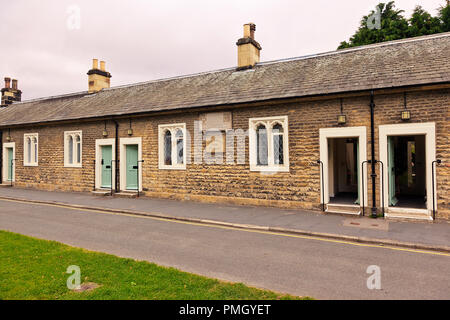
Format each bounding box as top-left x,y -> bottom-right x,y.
250,165 -> 289,173
23,163 -> 38,167
64,163 -> 82,168
158,165 -> 186,170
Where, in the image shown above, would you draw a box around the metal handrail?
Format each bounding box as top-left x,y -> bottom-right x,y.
92,160 -> 96,191
10,159 -> 16,186
376,160 -> 385,217
110,159 -> 119,196
361,160 -> 369,216
136,160 -> 144,197
432,159 -> 442,220
316,160 -> 324,212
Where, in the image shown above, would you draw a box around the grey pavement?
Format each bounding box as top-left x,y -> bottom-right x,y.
0,199 -> 449,299
0,187 -> 449,248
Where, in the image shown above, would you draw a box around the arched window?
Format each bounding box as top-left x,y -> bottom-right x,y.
68,136 -> 73,164
75,135 -> 81,164
272,123 -> 284,165
159,123 -> 187,169
175,129 -> 184,165
164,130 -> 172,166
249,116 -> 288,172
32,137 -> 38,163
256,124 -> 268,166
24,134 -> 38,165
64,131 -> 82,167
27,137 -> 32,164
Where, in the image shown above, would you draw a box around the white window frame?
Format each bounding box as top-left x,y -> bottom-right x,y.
95,138 -> 116,190
64,131 -> 82,168
319,126 -> 368,206
158,123 -> 187,170
249,116 -> 289,172
2,142 -> 15,183
23,133 -> 38,166
379,122 -> 435,219
119,137 -> 143,192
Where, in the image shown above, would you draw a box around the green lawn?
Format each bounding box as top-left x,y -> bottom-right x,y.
0,230 -> 308,300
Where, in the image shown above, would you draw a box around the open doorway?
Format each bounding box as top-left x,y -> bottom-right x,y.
388,135 -> 426,209
328,138 -> 359,205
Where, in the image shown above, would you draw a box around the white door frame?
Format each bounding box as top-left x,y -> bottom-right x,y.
119,137 -> 143,192
319,126 -> 368,205
379,122 -> 435,216
95,138 -> 116,190
2,142 -> 16,183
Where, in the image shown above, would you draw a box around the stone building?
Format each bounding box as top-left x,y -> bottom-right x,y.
1,24 -> 449,220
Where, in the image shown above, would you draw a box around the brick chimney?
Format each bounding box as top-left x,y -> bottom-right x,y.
87,59 -> 112,93
1,77 -> 22,107
236,23 -> 262,70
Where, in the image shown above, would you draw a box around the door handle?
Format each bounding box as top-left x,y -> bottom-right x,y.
132,166 -> 138,169
101,159 -> 104,165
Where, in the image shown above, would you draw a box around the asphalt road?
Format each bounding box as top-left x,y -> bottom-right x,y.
0,199 -> 449,299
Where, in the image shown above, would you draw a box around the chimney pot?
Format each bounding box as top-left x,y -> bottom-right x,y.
243,23 -> 256,39
236,23 -> 261,70
92,58 -> 99,69
12,79 -> 18,90
4,77 -> 11,89
100,61 -> 106,71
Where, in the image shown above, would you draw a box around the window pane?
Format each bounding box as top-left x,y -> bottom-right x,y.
76,142 -> 81,163
27,138 -> 31,163
176,130 -> 183,164
33,138 -> 38,163
75,135 -> 81,163
164,131 -> 172,165
68,136 -> 73,164
273,124 -> 284,165
256,125 -> 268,166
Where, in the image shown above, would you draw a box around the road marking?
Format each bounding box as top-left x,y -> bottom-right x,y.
1,198 -> 449,257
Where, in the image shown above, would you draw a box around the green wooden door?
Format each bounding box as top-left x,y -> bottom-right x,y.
388,136 -> 398,206
101,145 -> 112,188
7,148 -> 13,181
126,145 -> 138,190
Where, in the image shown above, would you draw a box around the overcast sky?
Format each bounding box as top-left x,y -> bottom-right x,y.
0,0 -> 446,100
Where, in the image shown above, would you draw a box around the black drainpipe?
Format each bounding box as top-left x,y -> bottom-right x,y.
0,130 -> 3,183
113,119 -> 119,193
370,91 -> 377,218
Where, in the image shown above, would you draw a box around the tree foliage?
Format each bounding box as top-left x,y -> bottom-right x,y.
338,1 -> 450,49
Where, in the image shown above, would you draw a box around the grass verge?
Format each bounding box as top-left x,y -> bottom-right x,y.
0,230 -> 309,300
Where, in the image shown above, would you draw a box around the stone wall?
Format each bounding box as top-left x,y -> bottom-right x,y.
2,88 -> 449,219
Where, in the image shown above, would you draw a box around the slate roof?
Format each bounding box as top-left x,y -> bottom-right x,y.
0,32 -> 449,127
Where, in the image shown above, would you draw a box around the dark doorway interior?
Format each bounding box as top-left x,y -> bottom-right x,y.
328,138 -> 359,205
389,135 -> 426,209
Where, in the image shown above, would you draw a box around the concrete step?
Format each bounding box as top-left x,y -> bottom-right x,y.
385,207 -> 432,221
91,190 -> 111,196
113,191 -> 143,198
0,184 -> 12,188
326,204 -> 361,216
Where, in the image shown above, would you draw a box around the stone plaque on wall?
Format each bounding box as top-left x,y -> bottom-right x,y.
200,112 -> 232,131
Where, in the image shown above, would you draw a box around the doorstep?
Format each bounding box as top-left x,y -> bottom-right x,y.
325,203 -> 361,216
113,191 -> 144,198
91,190 -> 111,196
385,207 -> 433,221
0,184 -> 12,188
